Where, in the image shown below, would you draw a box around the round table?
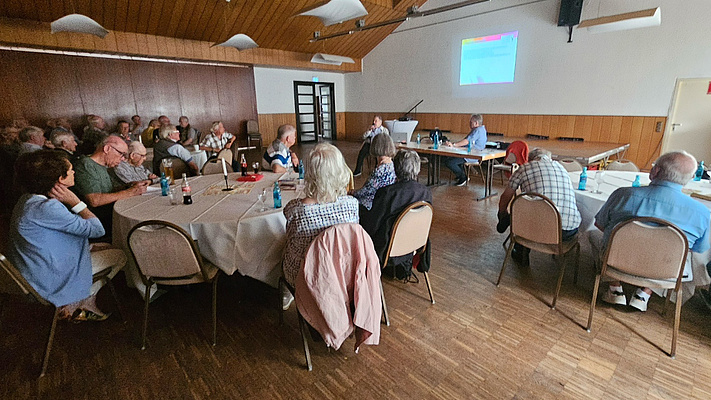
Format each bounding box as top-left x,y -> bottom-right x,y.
569,170 -> 711,303
112,171 -> 302,297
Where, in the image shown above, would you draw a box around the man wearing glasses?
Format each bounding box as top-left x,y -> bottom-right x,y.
72,135 -> 148,241
113,141 -> 159,185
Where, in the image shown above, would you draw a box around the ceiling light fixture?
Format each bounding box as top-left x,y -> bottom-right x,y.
50,14 -> 109,38
310,53 -> 355,66
310,0 -> 489,42
213,34 -> 259,50
296,0 -> 368,27
578,7 -> 661,33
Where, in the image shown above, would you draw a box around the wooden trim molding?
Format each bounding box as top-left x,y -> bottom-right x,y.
0,17 -> 361,72
345,112 -> 666,169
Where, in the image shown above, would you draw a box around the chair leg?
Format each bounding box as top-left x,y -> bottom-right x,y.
141,282 -> 152,350
212,274 -> 219,347
423,271 -> 435,304
502,233 -> 510,251
572,243 -> 581,285
587,274 -> 602,332
40,308 -> 60,378
106,280 -> 126,323
663,290 -> 672,317
497,240 -> 515,286
671,288 -> 683,358
551,252 -> 567,310
380,280 -> 390,326
297,311 -> 312,371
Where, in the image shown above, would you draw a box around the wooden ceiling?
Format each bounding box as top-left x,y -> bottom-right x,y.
0,0 -> 428,60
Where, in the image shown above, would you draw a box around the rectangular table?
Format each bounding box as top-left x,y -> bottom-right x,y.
398,142 -> 505,200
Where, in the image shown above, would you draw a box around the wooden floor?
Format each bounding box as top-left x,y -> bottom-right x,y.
2,140 -> 711,399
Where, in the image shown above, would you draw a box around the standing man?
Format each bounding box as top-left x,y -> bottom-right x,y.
200,121 -> 236,158
353,115 -> 388,177
72,135 -> 147,240
153,125 -> 199,175
497,148 -> 581,266
444,114 -> 488,186
262,124 -> 299,173
592,151 -> 710,311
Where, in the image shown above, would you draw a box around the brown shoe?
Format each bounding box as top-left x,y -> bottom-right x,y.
71,309 -> 110,323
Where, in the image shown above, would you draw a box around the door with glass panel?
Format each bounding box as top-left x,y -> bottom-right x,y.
293,81 -> 336,143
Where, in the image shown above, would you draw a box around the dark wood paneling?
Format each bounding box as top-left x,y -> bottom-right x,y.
0,49 -> 257,138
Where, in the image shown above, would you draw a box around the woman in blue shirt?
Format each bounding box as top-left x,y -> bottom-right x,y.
8,150 -> 122,321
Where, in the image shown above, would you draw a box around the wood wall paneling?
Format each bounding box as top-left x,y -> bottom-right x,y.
0,49 -> 257,142
344,112 -> 667,169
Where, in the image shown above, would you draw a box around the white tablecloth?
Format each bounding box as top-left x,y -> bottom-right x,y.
113,172 -> 301,297
569,170 -> 711,302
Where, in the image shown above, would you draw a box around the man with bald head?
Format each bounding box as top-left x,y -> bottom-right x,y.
72,135 -> 147,240
593,151 -> 710,311
114,141 -> 159,185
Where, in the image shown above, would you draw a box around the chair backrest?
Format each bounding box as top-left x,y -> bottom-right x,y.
504,140 -> 529,165
127,220 -> 209,283
606,159 -> 639,172
0,253 -> 49,305
510,193 -> 561,245
201,157 -> 233,175
558,158 -> 583,172
216,148 -> 233,163
603,217 -> 688,283
247,120 -> 259,134
387,201 -> 434,258
163,157 -> 190,179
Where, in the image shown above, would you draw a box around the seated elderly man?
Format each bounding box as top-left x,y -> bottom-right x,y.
497,148 -> 581,266
79,114 -> 108,155
114,120 -> 132,145
200,121 -> 236,158
114,141 -> 159,185
592,151 -> 710,311
262,124 -> 299,173
177,116 -> 199,147
361,149 -> 432,279
18,126 -> 46,155
153,125 -> 199,176
72,135 -> 147,241
444,114 -> 488,186
50,130 -> 78,159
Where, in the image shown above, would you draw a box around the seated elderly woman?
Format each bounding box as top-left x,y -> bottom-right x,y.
361,150 -> 433,279
351,132 -> 397,211
281,143 -> 359,308
113,141 -> 159,185
7,150 -> 126,321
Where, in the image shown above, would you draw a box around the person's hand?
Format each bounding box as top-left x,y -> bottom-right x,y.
129,181 -> 148,196
49,183 -> 81,207
291,152 -> 299,167
445,141 -> 453,147
148,173 -> 157,180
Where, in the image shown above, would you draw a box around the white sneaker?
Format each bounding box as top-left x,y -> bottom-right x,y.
602,286 -> 626,305
629,289 -> 650,312
282,291 -> 295,311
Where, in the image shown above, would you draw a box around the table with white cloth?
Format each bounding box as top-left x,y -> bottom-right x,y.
112,171 -> 301,297
569,170 -> 711,303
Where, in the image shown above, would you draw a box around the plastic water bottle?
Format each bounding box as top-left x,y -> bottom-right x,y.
160,172 -> 169,196
181,173 -> 192,205
433,131 -> 439,149
578,167 -> 588,190
467,138 -> 472,153
632,175 -> 641,187
298,160 -> 304,180
416,133 -> 421,145
273,181 -> 282,208
694,161 -> 704,181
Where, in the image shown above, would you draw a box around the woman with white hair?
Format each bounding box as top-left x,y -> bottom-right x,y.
282,143 -> 359,289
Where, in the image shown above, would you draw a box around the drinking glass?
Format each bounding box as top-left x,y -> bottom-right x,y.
593,171 -> 605,194
258,188 -> 268,212
168,187 -> 180,205
252,162 -> 260,175
162,158 -> 174,185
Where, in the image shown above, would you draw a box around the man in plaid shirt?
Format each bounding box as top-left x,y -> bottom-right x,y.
497,148 -> 581,265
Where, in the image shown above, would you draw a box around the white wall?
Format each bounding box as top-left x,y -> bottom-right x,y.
345,0 -> 711,116
253,67 -> 347,114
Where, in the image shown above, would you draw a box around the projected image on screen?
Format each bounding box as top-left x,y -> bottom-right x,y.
460,31 -> 518,85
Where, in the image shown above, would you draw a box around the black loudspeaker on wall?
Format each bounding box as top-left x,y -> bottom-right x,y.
557,0 -> 584,26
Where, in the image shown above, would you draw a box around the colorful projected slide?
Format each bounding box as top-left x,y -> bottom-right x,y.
460,31 -> 518,85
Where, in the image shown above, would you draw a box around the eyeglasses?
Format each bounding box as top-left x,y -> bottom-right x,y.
108,145 -> 128,159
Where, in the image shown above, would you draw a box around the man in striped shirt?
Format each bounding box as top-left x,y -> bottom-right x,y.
262,124 -> 299,173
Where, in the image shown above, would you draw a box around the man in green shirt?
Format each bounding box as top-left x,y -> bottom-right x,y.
72,135 -> 147,241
